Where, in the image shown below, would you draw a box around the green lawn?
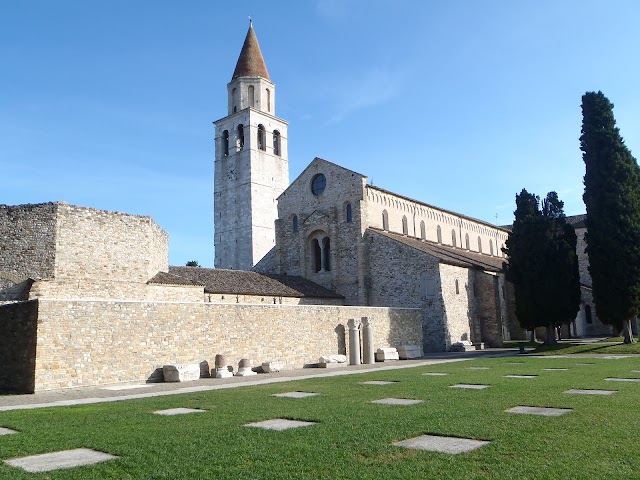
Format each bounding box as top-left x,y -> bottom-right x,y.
1,356 -> 640,479
531,341 -> 640,355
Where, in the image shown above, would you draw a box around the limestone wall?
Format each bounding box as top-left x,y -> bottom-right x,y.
204,292 -> 343,306
438,263 -> 475,346
0,301 -> 38,393
54,203 -> 168,282
29,300 -> 422,391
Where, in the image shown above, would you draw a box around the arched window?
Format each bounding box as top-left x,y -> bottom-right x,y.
237,124 -> 244,150
266,88 -> 271,112
257,124 -> 266,151
382,210 -> 389,231
346,203 -> 352,223
222,130 -> 229,156
420,221 -> 426,240
477,237 -> 482,253
465,233 -> 470,250
322,237 -> 331,271
451,229 -> 457,247
437,225 -> 442,244
248,85 -> 255,107
489,239 -> 494,256
402,216 -> 408,235
585,304 -> 593,324
273,130 -> 281,156
313,239 -> 321,273
292,215 -> 298,233
232,88 -> 237,113
455,279 -> 460,295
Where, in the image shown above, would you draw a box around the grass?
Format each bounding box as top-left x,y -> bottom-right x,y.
531,341 -> 640,355
1,356 -> 640,478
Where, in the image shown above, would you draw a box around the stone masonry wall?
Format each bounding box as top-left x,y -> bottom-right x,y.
31,300 -> 422,391
54,203 -> 168,282
0,301 -> 38,393
0,203 -> 58,282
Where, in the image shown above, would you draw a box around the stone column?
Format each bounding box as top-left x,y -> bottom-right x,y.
348,318 -> 361,365
361,317 -> 375,364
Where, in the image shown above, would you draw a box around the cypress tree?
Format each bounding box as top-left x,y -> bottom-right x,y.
505,190 -> 581,343
581,91 -> 640,343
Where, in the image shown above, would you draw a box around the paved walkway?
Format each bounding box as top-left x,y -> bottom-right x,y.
0,350 -> 517,412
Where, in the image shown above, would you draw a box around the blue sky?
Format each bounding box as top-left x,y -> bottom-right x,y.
3,1 -> 640,267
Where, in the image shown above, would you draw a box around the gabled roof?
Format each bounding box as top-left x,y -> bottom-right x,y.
149,266 -> 343,299
369,228 -> 505,272
232,22 -> 271,81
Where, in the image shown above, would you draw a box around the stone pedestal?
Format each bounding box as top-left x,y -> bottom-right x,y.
348,318 -> 361,365
398,345 -> 423,359
375,347 -> 399,362
236,358 -> 257,376
214,354 -> 233,378
361,317 -> 375,364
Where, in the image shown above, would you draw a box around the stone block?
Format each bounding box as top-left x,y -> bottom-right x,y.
397,345 -> 422,359
449,342 -> 476,352
262,361 -> 284,373
162,364 -> 200,382
318,354 -> 347,364
375,347 -> 399,362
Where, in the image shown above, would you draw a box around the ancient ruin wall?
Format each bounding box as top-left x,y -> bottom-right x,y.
31,300 -> 422,391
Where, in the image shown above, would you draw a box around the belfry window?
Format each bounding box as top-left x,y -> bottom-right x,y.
402,216 -> 408,235
346,203 -> 352,223
382,210 -> 389,231
266,88 -> 271,112
222,130 -> 229,156
273,130 -> 281,156
237,124 -> 245,150
248,85 -> 255,107
258,124 -> 266,151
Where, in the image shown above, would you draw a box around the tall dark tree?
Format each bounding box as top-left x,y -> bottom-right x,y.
581,91 -> 640,343
504,190 -> 581,343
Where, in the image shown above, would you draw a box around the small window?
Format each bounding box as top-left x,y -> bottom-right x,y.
420,221 -> 426,240
248,85 -> 255,107
311,174 -> 326,195
402,216 -> 408,235
266,88 -> 271,112
258,124 -> 266,151
292,215 -> 298,233
313,239 -> 321,273
455,279 -> 459,295
273,130 -> 281,156
323,237 -> 331,271
451,229 -> 457,247
465,233 -> 470,250
346,203 -> 352,223
585,305 -> 593,324
477,237 -> 482,253
382,210 -> 389,230
222,130 -> 229,156
437,225 -> 442,244
489,239 -> 494,256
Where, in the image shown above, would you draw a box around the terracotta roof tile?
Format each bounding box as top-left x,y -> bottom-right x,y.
232,23 -> 271,81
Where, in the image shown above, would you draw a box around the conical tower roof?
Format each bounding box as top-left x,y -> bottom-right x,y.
232,22 -> 271,81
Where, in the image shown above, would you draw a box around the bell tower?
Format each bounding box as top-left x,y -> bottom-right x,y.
214,22 -> 289,270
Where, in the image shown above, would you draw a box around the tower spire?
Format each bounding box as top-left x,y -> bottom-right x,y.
232,22 -> 270,81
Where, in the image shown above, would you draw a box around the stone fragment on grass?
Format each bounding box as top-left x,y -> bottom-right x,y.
360,381 -> 397,385
505,406 -> 572,416
564,389 -> 616,395
504,375 -> 537,379
422,372 -> 448,376
0,427 -> 17,436
244,419 -> 316,431
450,384 -> 489,390
605,378 -> 640,382
371,398 -> 423,406
153,408 -> 207,415
272,392 -> 319,398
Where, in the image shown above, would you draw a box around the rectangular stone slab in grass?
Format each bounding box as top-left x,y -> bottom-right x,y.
505,406 -> 573,416
605,378 -> 640,382
371,398 -> 423,406
544,368 -> 568,371
153,408 -> 207,415
450,384 -> 490,390
0,427 -> 17,436
422,372 -> 448,376
468,366 -> 490,370
564,389 -> 617,395
504,375 -> 537,379
244,419 -> 316,431
272,392 -> 319,398
5,448 -> 118,473
393,434 -> 490,454
360,381 -> 397,385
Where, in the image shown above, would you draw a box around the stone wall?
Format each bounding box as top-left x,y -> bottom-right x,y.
474,271 -> 505,347
204,292 -> 343,306
0,203 -> 58,282
0,301 -> 38,393
27,300 -> 421,391
54,203 -> 168,282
